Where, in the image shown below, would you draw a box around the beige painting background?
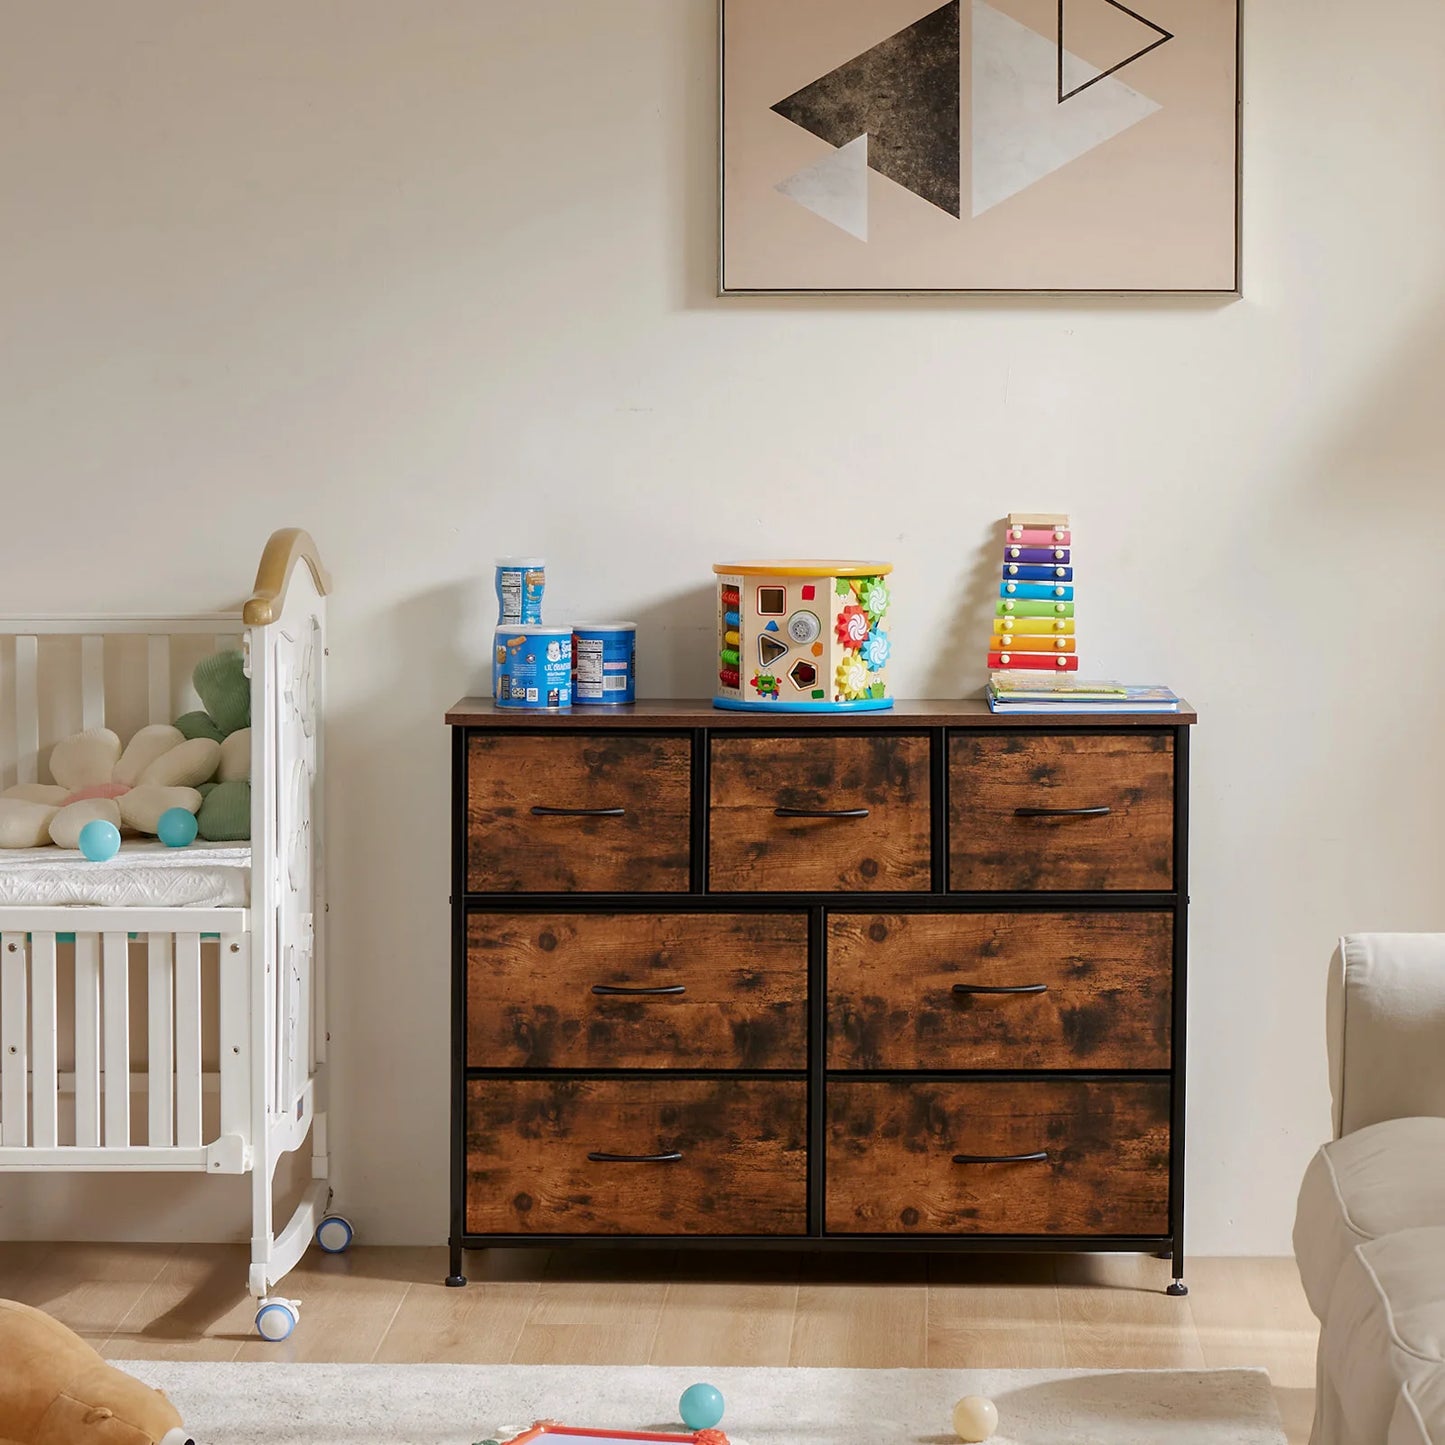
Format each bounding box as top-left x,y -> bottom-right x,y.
723,0 -> 1238,291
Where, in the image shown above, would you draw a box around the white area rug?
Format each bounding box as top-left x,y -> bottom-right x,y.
120,1362 -> 1287,1445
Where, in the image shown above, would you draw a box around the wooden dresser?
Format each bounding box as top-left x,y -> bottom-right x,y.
445,698 -> 1196,1293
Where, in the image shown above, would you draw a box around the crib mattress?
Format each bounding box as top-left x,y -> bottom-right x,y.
0,842 -> 251,908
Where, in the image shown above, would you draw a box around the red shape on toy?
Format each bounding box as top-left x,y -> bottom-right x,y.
801,584 -> 816,600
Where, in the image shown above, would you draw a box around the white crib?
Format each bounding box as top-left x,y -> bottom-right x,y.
0,529 -> 338,1341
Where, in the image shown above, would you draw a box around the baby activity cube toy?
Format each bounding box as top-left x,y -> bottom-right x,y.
714,560 -> 894,713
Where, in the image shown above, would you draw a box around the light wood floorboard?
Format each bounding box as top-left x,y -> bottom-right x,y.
0,1246 -> 1317,1442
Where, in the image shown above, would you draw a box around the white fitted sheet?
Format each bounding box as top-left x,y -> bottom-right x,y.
0,842 -> 251,908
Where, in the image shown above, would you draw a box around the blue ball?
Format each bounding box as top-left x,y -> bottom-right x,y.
78,819 -> 121,863
157,807 -> 199,848
679,1384 -> 724,1431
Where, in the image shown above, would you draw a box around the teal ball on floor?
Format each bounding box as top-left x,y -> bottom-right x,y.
78,819 -> 121,862
679,1383 -> 724,1430
157,806 -> 199,848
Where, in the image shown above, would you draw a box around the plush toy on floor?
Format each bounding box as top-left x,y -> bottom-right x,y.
0,1299 -> 192,1445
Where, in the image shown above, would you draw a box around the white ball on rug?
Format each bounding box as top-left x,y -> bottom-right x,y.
953,1394 -> 999,1441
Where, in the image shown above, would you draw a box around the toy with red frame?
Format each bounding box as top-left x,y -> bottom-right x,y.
991,512 -> 1077,674
493,1425 -> 728,1444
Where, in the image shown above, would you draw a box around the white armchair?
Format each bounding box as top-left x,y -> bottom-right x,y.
1294,935 -> 1445,1445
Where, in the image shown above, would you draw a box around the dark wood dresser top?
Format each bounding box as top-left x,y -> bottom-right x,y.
446,697 -> 1198,729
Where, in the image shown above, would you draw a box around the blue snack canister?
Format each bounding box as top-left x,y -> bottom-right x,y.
494,625 -> 572,709
572,622 -> 637,704
495,557 -> 546,625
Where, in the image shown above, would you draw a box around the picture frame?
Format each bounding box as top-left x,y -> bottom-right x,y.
719,0 -> 1243,296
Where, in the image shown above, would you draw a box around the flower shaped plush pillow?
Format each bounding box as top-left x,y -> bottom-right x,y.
0,727 -> 219,849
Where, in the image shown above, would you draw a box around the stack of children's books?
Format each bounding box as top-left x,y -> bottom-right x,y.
988,512 -> 1178,713
986,674 -> 1180,714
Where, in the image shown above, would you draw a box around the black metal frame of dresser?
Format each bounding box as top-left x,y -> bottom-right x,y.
449,720 -> 1191,1294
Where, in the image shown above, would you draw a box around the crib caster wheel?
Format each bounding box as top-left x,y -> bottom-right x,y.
255,1298 -> 299,1341
316,1214 -> 354,1254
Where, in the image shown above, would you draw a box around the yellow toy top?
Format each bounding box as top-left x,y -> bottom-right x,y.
714,560 -> 892,578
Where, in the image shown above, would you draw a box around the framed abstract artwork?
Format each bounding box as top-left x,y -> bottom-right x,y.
719,0 -> 1241,295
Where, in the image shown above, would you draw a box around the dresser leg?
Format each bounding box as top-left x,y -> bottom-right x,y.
446,1240 -> 468,1288
1166,1243 -> 1187,1296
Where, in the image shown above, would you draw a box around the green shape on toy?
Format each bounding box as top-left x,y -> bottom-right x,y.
194,649 -> 250,735
198,781 -> 219,797
197,780 -> 251,842
175,710 -> 227,744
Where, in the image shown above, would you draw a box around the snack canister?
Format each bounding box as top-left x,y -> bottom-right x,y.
493,625 -> 572,709
572,622 -> 637,705
495,557 -> 546,625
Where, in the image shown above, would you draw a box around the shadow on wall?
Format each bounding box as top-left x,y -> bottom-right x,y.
629,583 -> 717,700
1303,294 -> 1445,516
922,520 -> 1011,699
323,576 -> 491,1245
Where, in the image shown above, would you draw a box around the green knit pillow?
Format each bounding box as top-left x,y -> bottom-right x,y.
174,710 -> 227,744
197,780 -> 250,842
193,649 -> 250,735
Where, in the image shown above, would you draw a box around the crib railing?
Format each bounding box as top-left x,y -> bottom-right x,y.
0,912 -> 251,1171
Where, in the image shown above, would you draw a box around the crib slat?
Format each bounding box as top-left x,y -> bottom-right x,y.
175,933 -> 203,1149
29,933 -> 58,1148
148,636 -> 171,725
81,636 -> 106,731
1,935 -> 28,1147
102,932 -> 129,1146
74,935 -> 101,1147
147,934 -> 174,1147
14,636 -> 39,786
219,934 -> 249,1141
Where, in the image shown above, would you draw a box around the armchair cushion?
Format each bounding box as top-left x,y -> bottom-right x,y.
1322,1226 -> 1445,1445
1330,936 -> 1445,1137
1394,1374 -> 1445,1445
1295,1116 -> 1445,1317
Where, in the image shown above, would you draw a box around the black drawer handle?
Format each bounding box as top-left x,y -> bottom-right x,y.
530,806 -> 626,818
952,983 -> 1049,996
587,1151 -> 683,1164
591,984 -> 687,997
953,1151 -> 1049,1165
774,807 -> 871,819
1014,806 -> 1112,818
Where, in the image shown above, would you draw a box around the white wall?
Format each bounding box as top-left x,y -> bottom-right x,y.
2,0 -> 1442,1256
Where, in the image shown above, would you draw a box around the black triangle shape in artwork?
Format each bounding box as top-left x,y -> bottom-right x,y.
1058,0 -> 1173,103
772,1 -> 961,219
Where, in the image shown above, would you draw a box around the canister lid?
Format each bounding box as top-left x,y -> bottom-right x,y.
572,621 -> 637,631
495,557 -> 546,567
493,624 -> 572,636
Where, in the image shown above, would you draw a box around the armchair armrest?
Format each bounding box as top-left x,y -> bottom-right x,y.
1329,934 -> 1445,1137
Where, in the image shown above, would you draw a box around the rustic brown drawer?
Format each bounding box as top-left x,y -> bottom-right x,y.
467,733 -> 690,893
708,734 -> 931,893
827,912 -> 1172,1071
826,1079 -> 1170,1236
949,733 -> 1173,892
466,1078 -> 807,1235
466,912 -> 808,1070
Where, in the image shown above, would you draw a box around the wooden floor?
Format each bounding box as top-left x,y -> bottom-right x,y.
0,1246 -> 1317,1443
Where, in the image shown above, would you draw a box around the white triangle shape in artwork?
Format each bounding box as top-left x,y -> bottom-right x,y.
775,133 -> 870,242
971,0 -> 1161,218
